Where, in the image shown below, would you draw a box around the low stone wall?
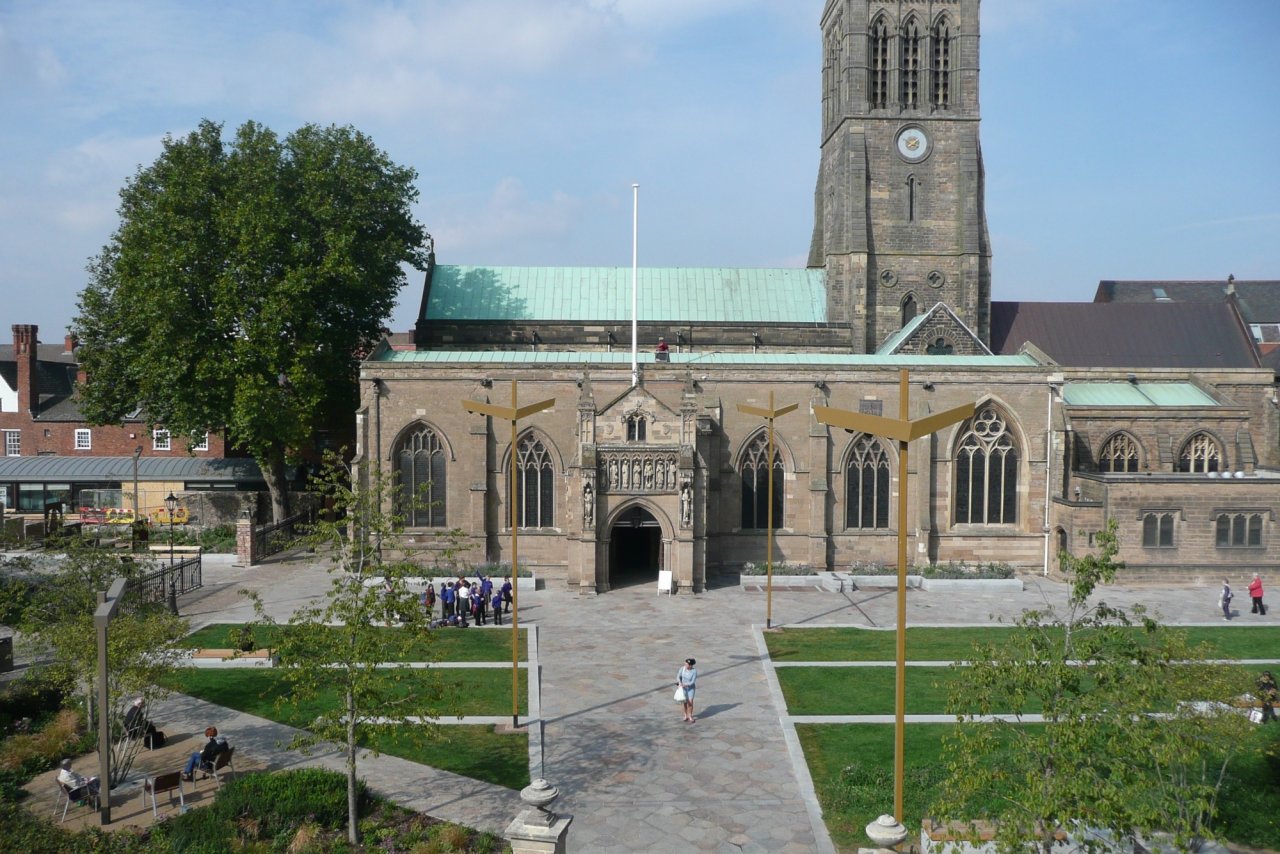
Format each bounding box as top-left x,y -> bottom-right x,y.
738,571 -> 847,591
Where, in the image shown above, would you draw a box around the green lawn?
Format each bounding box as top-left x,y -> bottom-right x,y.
798,722 -> 1280,852
777,666 -> 958,715
184,622 -> 528,662
167,667 -> 529,789
767,625 -> 1280,662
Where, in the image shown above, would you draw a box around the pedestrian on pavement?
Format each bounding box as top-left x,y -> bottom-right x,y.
501,576 -> 513,614
441,582 -> 455,618
1221,578 -> 1234,620
457,580 -> 471,626
1249,573 -> 1266,615
1258,671 -> 1278,723
677,657 -> 698,723
491,589 -> 504,625
422,583 -> 436,621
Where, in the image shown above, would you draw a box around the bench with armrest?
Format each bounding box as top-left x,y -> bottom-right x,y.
53,780 -> 99,823
144,771 -> 187,817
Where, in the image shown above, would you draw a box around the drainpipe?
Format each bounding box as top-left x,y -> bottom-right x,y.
1043,376 -> 1063,575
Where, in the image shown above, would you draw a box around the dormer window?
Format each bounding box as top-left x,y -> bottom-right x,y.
626,413 -> 647,442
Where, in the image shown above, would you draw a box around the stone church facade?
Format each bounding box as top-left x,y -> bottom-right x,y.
356,0 -> 1280,592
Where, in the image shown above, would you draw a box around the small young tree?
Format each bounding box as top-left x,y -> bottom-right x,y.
935,520 -> 1253,853
240,456 -> 460,845
17,543 -> 190,785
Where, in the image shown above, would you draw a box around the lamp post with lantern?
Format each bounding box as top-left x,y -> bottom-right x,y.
164,492 -> 178,615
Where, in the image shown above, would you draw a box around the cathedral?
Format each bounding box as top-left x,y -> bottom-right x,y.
356,0 -> 1279,592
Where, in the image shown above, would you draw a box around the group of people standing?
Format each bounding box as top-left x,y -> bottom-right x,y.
422,576 -> 513,628
1221,573 -> 1267,620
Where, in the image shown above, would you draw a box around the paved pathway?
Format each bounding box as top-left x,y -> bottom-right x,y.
52,554 -> 1274,852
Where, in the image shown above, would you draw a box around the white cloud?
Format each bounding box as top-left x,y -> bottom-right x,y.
0,21 -> 68,93
429,177 -> 585,253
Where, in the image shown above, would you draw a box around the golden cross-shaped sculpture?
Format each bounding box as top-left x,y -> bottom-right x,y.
814,369 -> 975,824
463,380 -> 555,727
737,391 -> 798,629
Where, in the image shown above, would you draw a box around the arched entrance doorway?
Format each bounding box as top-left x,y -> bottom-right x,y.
609,505 -> 663,588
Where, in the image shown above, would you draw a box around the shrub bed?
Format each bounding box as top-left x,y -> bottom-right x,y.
848,560 -> 1015,579
740,561 -> 817,577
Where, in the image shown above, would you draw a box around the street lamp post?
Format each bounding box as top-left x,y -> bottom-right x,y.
463,380 -> 555,728
814,369 -> 975,826
164,492 -> 178,615
737,391 -> 798,629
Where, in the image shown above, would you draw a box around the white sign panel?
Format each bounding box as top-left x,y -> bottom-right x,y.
657,570 -> 673,595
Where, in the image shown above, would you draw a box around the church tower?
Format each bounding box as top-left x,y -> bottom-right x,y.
809,0 -> 991,353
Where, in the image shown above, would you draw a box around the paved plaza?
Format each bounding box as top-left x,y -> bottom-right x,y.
13,553 -> 1271,852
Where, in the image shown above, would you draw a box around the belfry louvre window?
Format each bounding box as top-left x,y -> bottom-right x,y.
1215,512 -> 1263,548
396,425 -> 446,527
1142,512 -> 1176,548
954,406 -> 1018,524
869,16 -> 890,109
741,434 -> 784,530
1176,433 -> 1221,473
512,435 -> 555,529
931,16 -> 951,108
846,435 -> 890,529
900,17 -> 922,109
1098,433 -> 1141,473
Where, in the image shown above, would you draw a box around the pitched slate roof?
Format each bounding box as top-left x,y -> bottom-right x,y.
989,301 -> 1260,368
1095,280 -> 1280,324
0,343 -> 82,418
421,266 -> 828,324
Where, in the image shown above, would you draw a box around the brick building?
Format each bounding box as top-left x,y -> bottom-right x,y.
0,323 -> 259,518
355,0 -> 1280,591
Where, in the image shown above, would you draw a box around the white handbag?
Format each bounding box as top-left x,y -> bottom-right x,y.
674,685 -> 686,702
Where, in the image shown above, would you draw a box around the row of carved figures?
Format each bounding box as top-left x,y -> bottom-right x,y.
601,454 -> 680,492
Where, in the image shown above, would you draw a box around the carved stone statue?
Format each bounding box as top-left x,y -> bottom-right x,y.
582,481 -> 594,527
680,481 -> 692,527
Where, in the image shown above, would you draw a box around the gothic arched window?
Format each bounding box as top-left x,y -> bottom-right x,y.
901,294 -> 918,326
396,425 -> 446,527
1176,433 -> 1222,473
626,413 -> 647,442
954,406 -> 1019,525
511,435 -> 554,529
869,15 -> 890,109
901,16 -> 922,109
931,15 -> 952,108
846,435 -> 890,529
740,434 -> 784,530
1098,432 -> 1141,473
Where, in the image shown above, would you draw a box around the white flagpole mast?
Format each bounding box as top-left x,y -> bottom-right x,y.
631,183 -> 639,388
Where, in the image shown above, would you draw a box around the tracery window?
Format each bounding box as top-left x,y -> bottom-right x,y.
901,294 -> 917,327
1176,433 -> 1222,473
1098,432 -> 1141,473
626,413 -> 647,442
869,15 -> 890,109
846,435 -> 890,529
901,16 -> 922,109
740,434 -> 784,530
931,16 -> 952,108
824,32 -> 840,126
1215,512 -> 1264,548
954,406 -> 1018,524
396,425 -> 446,527
926,337 -> 953,356
1142,512 -> 1176,548
511,435 -> 554,529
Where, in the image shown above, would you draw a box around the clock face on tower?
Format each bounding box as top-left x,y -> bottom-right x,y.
895,126 -> 931,163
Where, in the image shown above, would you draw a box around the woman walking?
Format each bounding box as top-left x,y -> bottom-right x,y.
677,658 -> 698,723
1249,573 -> 1266,615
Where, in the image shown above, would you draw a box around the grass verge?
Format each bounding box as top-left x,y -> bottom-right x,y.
183,622 -> 528,662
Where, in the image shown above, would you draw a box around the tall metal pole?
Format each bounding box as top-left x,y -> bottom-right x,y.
766,391 -> 776,630
509,380 -> 520,729
94,577 -> 127,824
631,183 -> 639,388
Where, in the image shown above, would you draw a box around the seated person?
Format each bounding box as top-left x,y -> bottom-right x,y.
57,758 -> 100,801
123,697 -> 147,738
181,726 -> 227,781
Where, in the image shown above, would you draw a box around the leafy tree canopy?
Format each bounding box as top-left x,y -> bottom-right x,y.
74,119 -> 429,520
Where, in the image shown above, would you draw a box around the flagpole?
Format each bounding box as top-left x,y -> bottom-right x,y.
631,182 -> 639,388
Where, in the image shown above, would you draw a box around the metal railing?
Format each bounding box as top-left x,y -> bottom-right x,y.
253,507 -> 315,560
133,554 -> 202,607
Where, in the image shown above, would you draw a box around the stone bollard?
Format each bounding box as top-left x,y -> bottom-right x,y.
865,814 -> 908,849
234,510 -> 256,567
505,778 -> 572,854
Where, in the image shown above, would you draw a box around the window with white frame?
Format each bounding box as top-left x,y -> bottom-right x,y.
74,428 -> 92,450
153,429 -> 171,451
3,430 -> 19,457
191,432 -> 209,451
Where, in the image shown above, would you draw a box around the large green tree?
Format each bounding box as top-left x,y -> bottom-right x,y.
935,521 -> 1254,853
74,119 -> 429,521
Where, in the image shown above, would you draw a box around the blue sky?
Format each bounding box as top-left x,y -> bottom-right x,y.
2,0 -> 1277,338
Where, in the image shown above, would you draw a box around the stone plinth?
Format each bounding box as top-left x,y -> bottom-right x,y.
506,778 -> 572,854
865,814 -> 908,848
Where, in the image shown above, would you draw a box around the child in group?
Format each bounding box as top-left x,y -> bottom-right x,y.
491,589 -> 504,625
501,577 -> 513,614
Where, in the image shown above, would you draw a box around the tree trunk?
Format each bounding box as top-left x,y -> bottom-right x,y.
347,689 -> 360,845
258,451 -> 291,523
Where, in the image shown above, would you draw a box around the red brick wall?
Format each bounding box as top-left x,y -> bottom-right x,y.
0,414 -> 226,458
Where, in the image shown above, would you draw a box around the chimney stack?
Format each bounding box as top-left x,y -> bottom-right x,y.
12,324 -> 38,415
64,332 -> 77,354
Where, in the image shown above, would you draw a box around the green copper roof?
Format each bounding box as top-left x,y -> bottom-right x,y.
1061,382 -> 1220,407
424,266 -> 827,324
372,349 -> 1040,367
